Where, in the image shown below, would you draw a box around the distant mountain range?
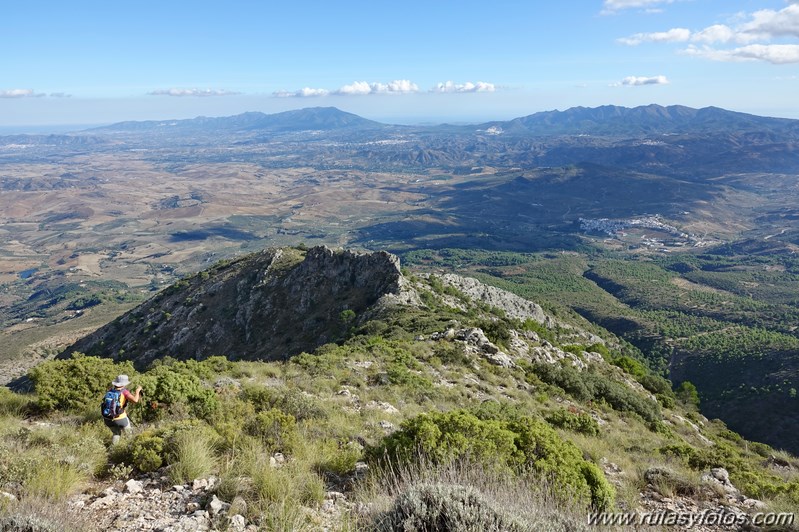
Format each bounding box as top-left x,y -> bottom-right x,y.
90,107 -> 386,133
478,104 -> 799,137
86,104 -> 799,138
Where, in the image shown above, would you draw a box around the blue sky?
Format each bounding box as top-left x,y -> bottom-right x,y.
2,0 -> 798,129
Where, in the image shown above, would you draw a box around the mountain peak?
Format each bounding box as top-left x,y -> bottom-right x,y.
491,104 -> 799,137
64,246 -> 415,367
90,107 -> 385,133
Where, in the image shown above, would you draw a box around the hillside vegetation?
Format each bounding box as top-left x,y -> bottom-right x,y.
0,247 -> 797,530
403,247 -> 799,456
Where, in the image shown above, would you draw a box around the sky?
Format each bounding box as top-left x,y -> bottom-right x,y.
1,0 -> 798,130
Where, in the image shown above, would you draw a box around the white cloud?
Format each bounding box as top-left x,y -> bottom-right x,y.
273,87 -> 330,98
148,88 -> 240,97
430,81 -> 496,93
0,88 -> 45,98
335,81 -> 373,95
619,25 -> 757,46
691,24 -> 736,44
618,4 -> 799,64
333,79 -> 419,95
602,0 -> 674,15
48,92 -> 71,98
272,79 -> 498,98
741,4 -> 799,39
683,44 -> 799,64
618,27 -> 690,45
615,75 -> 670,86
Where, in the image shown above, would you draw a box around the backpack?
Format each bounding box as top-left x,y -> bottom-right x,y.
101,389 -> 125,420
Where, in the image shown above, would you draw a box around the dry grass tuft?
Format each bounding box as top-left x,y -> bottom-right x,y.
354,455 -> 590,531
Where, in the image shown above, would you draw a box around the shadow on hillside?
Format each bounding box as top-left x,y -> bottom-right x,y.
355,164 -> 719,253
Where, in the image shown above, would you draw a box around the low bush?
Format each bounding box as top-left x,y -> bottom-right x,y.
529,362 -> 592,402
242,385 -> 326,421
637,374 -> 674,398
431,341 -> 470,366
546,409 -> 601,436
476,319 -> 513,349
370,409 -> 615,511
357,452 -> 589,532
137,367 -> 220,422
313,439 -> 361,477
119,433 -> 165,473
373,482 -> 526,532
528,363 -> 661,422
655,393 -> 676,409
658,444 -> 697,463
28,353 -> 135,412
244,409 -> 298,453
612,355 -> 647,379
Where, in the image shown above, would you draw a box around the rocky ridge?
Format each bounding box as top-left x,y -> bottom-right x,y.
65,246 -> 418,368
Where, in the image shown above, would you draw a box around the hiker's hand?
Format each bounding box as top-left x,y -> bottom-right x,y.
136,386 -> 143,393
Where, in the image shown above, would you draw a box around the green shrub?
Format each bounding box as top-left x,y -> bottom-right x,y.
591,379 -> 660,423
637,374 -> 674,397
137,367 -> 219,421
477,319 -> 512,349
115,433 -> 165,473
545,409 -> 600,436
529,363 -> 592,402
373,410 -> 518,469
675,381 -> 701,409
431,342 -> 470,366
28,353 -> 135,412
586,343 -> 611,360
314,440 -> 361,477
647,420 -> 673,436
371,409 -> 615,511
374,482 -> 526,532
655,393 -> 675,409
509,419 -> 614,510
717,429 -> 743,443
562,344 -> 586,356
244,409 -> 298,453
612,355 -> 647,378
529,363 -> 660,422
520,318 -> 556,343
748,442 -> 773,458
242,385 -> 326,421
580,462 -> 616,511
658,444 -> 697,463
209,393 -> 256,450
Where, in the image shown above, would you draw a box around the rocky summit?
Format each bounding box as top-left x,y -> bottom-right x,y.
64,246 -> 419,368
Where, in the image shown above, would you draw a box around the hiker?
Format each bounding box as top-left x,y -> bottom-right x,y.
102,374 -> 142,445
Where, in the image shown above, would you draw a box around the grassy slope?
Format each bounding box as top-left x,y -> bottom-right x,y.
1,271 -> 798,530
402,248 -> 799,455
